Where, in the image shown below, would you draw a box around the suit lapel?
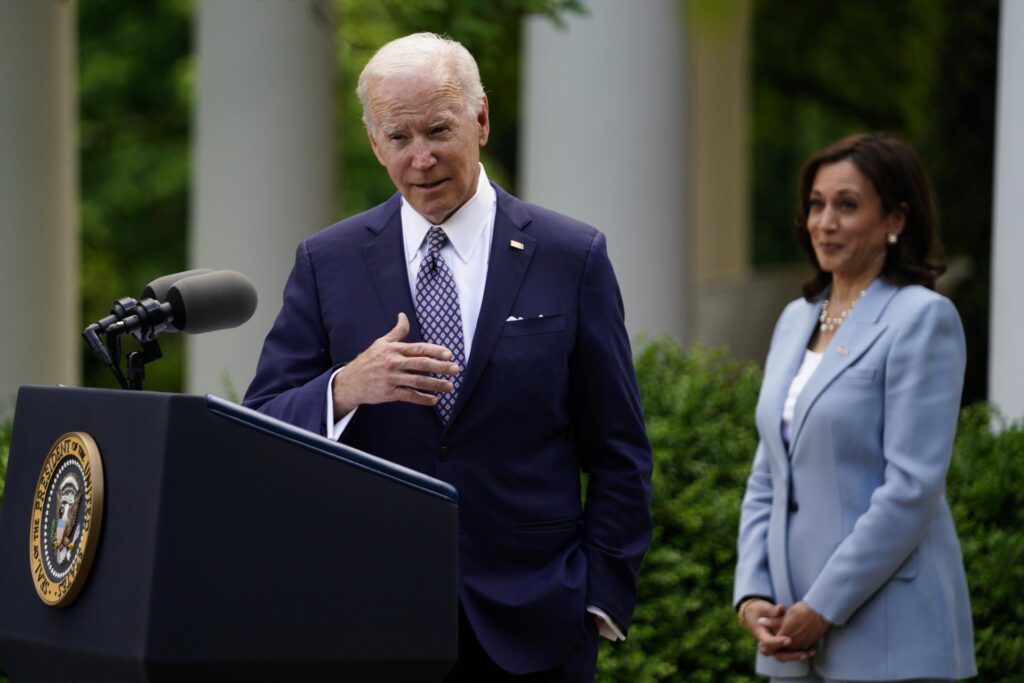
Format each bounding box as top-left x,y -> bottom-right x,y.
446,186 -> 535,425
361,195 -> 424,343
758,302 -> 819,465
788,279 -> 897,452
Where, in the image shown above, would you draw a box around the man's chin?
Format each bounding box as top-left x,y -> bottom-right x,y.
407,198 -> 456,225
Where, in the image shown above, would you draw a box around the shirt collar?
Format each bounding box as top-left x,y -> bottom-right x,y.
402,164 -> 495,265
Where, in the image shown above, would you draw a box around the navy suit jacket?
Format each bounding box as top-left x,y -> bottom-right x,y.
244,184 -> 653,673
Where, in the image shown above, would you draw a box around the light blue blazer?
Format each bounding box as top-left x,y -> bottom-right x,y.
734,279 -> 976,681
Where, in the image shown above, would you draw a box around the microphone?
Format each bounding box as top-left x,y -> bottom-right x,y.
164,269 -> 257,334
82,268 -> 258,391
141,268 -> 214,301
107,270 -> 257,337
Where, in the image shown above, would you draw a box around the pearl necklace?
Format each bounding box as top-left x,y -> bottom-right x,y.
819,290 -> 866,333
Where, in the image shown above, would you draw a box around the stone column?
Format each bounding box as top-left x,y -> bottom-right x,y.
0,0 -> 79,412
989,0 -> 1024,422
189,0 -> 337,398
520,0 -> 689,342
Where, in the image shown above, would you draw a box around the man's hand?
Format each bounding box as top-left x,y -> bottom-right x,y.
741,600 -> 816,662
773,600 -> 829,658
331,313 -> 460,415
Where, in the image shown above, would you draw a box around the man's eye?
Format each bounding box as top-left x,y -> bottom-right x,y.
389,133 -> 406,142
430,126 -> 449,136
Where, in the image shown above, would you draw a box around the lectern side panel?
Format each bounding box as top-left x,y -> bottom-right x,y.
0,386 -> 179,681
142,399 -> 458,673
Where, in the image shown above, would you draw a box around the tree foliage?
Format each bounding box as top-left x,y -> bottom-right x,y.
750,0 -> 999,402
79,0 -> 194,392
333,0 -> 583,215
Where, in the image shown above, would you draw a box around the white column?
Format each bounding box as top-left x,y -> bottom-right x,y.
190,0 -> 337,398
990,0 -> 1024,422
0,0 -> 78,411
520,0 -> 689,342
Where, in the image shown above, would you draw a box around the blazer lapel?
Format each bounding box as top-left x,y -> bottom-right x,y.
446,186 -> 535,425
788,279 -> 897,452
758,301 -> 819,465
361,195 -> 424,343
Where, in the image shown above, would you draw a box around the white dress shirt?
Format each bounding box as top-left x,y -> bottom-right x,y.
324,165 -> 624,641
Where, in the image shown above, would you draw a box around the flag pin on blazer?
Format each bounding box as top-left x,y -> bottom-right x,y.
510,240 -> 524,251
838,345 -> 850,356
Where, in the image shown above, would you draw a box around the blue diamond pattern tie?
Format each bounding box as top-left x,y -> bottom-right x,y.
415,226 -> 465,423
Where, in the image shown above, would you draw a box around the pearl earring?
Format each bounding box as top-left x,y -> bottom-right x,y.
887,233 -> 898,245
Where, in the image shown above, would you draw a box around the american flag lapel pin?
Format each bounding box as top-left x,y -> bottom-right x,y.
510,240 -> 524,251
837,345 -> 850,356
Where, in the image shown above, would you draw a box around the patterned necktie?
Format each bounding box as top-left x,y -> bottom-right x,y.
414,226 -> 466,423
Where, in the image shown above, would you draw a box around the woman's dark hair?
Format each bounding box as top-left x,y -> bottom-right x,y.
795,133 -> 946,300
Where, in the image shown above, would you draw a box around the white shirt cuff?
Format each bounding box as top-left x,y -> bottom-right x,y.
326,367 -> 357,440
586,605 -> 625,641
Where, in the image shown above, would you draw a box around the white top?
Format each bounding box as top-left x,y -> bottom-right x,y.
782,349 -> 823,445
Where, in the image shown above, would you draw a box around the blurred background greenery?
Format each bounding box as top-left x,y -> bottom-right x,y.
3,0 -> 1014,680
77,0 -> 999,404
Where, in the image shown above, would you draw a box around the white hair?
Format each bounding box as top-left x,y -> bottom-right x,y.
357,33 -> 485,132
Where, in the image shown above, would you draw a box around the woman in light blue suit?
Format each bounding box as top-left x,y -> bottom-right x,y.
734,134 -> 976,682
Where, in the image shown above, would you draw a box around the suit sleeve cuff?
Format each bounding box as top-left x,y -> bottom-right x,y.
586,605 -> 625,641
325,367 -> 357,440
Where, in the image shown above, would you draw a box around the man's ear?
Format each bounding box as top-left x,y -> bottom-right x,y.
477,95 -> 490,147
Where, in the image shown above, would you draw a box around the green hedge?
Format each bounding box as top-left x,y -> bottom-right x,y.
0,340 -> 1020,681
597,338 -> 1024,682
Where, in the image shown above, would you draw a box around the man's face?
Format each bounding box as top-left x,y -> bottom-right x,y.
367,72 -> 490,225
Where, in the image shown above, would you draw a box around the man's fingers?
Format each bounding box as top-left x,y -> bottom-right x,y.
392,386 -> 440,406
400,356 -> 461,376
400,375 -> 455,394
382,312 -> 411,343
400,341 -> 455,361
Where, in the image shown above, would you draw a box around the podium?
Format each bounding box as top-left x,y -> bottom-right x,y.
0,386 -> 459,681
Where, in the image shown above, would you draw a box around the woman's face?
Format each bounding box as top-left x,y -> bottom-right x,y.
806,159 -> 904,283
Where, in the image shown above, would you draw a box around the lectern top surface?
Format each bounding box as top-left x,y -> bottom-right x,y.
206,394 -> 458,504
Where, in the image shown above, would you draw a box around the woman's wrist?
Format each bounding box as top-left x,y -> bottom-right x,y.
737,596 -> 771,629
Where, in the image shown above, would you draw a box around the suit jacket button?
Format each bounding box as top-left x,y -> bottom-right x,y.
788,499 -> 799,513
438,446 -> 450,462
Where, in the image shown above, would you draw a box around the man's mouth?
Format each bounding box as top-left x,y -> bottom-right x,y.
414,179 -> 447,190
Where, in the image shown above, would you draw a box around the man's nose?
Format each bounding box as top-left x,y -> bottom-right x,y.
410,140 -> 437,171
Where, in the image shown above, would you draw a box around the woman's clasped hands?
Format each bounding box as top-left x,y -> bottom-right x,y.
741,600 -> 830,662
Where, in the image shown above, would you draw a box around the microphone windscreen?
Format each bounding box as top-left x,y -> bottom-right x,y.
166,270 -> 258,334
142,268 -> 214,301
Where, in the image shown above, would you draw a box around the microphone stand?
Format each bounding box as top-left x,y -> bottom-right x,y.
126,340 -> 163,391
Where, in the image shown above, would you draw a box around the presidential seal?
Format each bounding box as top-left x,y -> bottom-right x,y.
29,432 -> 105,607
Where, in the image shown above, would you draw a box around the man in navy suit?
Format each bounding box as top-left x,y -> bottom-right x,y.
244,32 -> 652,681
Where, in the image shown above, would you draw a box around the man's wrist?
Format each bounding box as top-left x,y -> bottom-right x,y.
331,366 -> 358,415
